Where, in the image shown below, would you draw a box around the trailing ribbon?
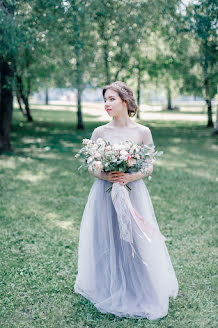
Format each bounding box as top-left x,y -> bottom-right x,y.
110,182 -> 166,260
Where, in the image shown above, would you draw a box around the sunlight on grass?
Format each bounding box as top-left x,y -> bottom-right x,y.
211,144 -> 218,151
60,140 -> 74,147
44,211 -> 74,230
36,152 -> 62,159
16,171 -> 47,182
183,168 -> 214,181
0,158 -> 17,169
167,146 -> 187,155
22,137 -> 45,144
157,161 -> 188,169
54,220 -> 73,230
16,168 -> 55,183
45,212 -> 60,221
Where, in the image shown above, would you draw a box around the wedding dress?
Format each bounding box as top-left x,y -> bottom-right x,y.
74,123 -> 179,320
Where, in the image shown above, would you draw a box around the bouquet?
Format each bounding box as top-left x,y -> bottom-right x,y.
75,138 -> 163,192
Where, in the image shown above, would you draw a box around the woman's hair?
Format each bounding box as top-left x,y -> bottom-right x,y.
102,81 -> 138,117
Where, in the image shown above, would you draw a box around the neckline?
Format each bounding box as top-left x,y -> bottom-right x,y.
103,122 -> 139,129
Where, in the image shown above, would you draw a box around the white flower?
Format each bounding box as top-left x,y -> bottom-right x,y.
112,144 -> 120,151
105,145 -> 112,151
98,145 -> 105,153
87,156 -> 93,164
93,151 -> 101,159
124,144 -> 131,151
119,144 -> 126,151
92,161 -> 103,172
82,138 -> 90,144
105,150 -> 116,158
120,150 -> 128,157
89,144 -> 98,152
96,138 -> 106,146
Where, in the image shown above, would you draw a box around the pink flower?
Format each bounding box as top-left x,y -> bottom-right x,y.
91,161 -> 103,172
127,158 -> 137,167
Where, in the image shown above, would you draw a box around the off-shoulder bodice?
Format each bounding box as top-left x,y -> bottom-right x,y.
90,123 -> 154,146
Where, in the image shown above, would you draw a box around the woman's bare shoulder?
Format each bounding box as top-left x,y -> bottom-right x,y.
93,124 -> 108,133
91,124 -> 107,139
135,123 -> 151,132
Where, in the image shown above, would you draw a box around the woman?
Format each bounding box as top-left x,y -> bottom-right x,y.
74,81 -> 179,320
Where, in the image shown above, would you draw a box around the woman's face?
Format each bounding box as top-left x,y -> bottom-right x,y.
104,89 -> 127,118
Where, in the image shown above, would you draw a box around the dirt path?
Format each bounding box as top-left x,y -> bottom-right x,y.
28,101 -> 215,123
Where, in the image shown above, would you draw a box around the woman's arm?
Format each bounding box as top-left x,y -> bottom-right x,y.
142,127 -> 154,147
88,127 -> 108,180
88,166 -> 109,181
129,164 -> 153,181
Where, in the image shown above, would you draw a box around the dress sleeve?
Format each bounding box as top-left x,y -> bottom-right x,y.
142,127 -> 154,146
90,127 -> 100,141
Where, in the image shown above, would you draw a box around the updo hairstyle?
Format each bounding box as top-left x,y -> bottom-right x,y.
102,81 -> 138,117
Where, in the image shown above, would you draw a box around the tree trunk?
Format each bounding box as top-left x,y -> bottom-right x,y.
25,72 -> 33,122
71,1 -> 84,130
99,21 -> 110,85
75,47 -> 84,129
0,59 -> 14,152
75,54 -> 84,129
214,108 -> 218,134
45,87 -> 49,105
206,98 -> 213,127
103,41 -> 110,85
77,87 -> 84,129
203,43 -> 213,127
166,86 -> 173,110
22,94 -> 33,122
136,66 -> 141,119
16,92 -> 26,115
16,75 -> 33,122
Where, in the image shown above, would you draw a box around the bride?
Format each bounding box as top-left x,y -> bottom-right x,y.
74,81 -> 179,320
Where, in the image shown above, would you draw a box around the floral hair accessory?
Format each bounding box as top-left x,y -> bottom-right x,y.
111,82 -> 129,96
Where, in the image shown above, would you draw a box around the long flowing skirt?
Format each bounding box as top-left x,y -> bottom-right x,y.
74,178 -> 179,320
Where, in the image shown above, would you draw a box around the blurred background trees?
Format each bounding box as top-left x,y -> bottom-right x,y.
0,0 -> 217,152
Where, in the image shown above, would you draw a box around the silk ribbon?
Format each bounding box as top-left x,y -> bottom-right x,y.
110,182 -> 166,259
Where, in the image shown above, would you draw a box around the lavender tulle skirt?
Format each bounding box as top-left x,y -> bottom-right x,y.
74,178 -> 179,320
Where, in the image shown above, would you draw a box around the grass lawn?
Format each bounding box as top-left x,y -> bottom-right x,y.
0,107 -> 217,328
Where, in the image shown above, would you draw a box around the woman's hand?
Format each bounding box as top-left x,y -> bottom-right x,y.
112,166 -> 154,186
104,171 -> 132,185
115,172 -> 133,186
88,168 -> 132,184
93,166 -> 153,184
105,171 -> 125,183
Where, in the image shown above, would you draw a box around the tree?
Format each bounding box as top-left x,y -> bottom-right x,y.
52,0 -> 98,129
178,0 -> 217,127
0,1 -> 17,151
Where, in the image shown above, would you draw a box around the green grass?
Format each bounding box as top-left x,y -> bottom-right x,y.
0,107 -> 217,327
